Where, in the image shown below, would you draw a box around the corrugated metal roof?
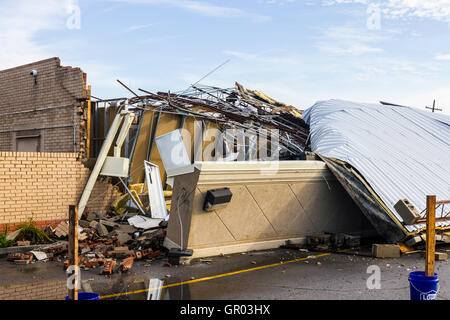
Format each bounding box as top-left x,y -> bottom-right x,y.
303,99 -> 450,232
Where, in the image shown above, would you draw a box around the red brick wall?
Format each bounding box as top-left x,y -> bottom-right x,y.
0,152 -> 122,230
0,57 -> 88,157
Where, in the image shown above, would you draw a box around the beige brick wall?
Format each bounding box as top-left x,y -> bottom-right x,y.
0,152 -> 122,227
0,57 -> 88,157
0,280 -> 67,300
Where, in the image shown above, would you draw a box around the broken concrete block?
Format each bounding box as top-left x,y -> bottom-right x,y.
436,252 -> 448,261
89,220 -> 99,228
86,212 -> 97,222
113,246 -> 133,258
372,244 -> 401,258
116,224 -> 137,234
100,220 -> 120,229
443,235 -> 450,243
307,234 -> 331,247
344,234 -> 360,248
394,199 -> 421,225
420,251 -> 448,261
109,215 -> 123,223
79,220 -> 91,228
116,232 -> 132,245
96,223 -> 108,237
405,235 -> 423,247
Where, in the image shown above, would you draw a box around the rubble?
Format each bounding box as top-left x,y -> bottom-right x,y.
54,222 -> 69,238
304,233 -> 361,251
5,210 -> 168,275
372,244 -> 401,258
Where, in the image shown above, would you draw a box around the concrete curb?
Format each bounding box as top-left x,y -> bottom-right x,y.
0,244 -> 46,257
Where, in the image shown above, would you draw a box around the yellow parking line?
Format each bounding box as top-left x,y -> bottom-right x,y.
100,251 -> 337,299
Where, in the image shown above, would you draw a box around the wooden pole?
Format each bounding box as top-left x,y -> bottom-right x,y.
68,205 -> 79,300
425,195 -> 436,277
86,85 -> 92,158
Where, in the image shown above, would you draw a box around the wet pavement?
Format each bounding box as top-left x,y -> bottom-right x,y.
0,246 -> 449,300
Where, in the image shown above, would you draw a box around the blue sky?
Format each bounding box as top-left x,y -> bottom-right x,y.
1,0 -> 450,114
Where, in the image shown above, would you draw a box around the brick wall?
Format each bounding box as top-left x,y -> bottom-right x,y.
0,280 -> 67,300
0,152 -> 122,230
0,57 -> 88,157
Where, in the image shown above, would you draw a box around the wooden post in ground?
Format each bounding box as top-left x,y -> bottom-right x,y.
425,195 -> 436,277
68,205 -> 79,300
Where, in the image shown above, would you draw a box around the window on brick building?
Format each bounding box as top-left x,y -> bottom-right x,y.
16,135 -> 41,152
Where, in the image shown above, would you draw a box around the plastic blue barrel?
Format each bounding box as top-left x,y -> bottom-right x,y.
408,271 -> 439,300
65,292 -> 100,300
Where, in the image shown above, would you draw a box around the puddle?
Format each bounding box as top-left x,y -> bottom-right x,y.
19,266 -> 39,274
97,277 -> 191,300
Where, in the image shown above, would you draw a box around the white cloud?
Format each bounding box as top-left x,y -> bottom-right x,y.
261,0 -> 297,5
435,54 -> 450,60
316,26 -> 385,55
223,50 -> 302,65
110,0 -> 271,22
324,0 -> 450,24
0,0 -> 72,69
126,23 -> 154,32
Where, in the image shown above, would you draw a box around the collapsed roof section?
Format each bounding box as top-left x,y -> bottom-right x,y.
303,99 -> 450,242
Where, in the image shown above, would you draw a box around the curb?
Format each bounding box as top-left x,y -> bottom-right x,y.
0,244 -> 47,257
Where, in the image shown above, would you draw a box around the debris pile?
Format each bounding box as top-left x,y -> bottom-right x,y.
6,211 -> 168,273
67,212 -> 166,274
303,233 -> 361,251
124,82 -> 310,159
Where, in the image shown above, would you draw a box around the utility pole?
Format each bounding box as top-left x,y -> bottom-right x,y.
426,100 -> 443,113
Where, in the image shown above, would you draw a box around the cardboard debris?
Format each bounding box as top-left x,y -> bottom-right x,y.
30,251 -> 47,261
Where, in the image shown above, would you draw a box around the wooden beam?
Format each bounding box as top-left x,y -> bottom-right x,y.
425,195 -> 436,277
68,205 -> 79,300
86,85 -> 92,158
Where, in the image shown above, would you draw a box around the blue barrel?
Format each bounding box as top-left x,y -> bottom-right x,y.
65,292 -> 100,300
408,271 -> 439,300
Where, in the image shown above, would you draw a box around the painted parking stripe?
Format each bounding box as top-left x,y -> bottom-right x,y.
99,251 -> 338,299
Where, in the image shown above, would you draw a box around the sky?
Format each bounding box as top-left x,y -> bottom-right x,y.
1,0 -> 450,114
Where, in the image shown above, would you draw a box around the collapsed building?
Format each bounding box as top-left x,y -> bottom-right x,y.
0,58 -> 448,262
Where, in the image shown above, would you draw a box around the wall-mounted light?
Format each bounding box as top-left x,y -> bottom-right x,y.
203,188 -> 233,212
30,69 -> 38,86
